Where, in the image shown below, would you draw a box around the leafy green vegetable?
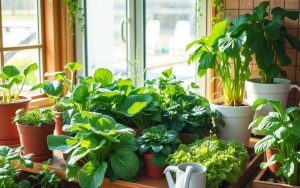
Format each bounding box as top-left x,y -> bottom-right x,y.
166,136 -> 249,188
250,99 -> 300,185
0,63 -> 38,103
137,125 -> 180,167
13,108 -> 55,127
47,111 -> 139,188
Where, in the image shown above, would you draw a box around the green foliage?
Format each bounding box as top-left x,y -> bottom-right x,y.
146,68 -> 222,138
187,19 -> 251,106
0,146 -> 33,188
0,63 -> 38,103
47,111 -> 139,188
31,62 -> 82,112
250,99 -> 300,185
28,159 -> 62,188
63,0 -> 85,33
137,125 -> 180,167
166,136 -> 249,188
228,1 -> 300,83
13,108 -> 55,127
212,0 -> 225,24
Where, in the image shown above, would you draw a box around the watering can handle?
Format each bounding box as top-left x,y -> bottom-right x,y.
164,166 -> 177,188
290,84 -> 300,106
183,166 -> 194,188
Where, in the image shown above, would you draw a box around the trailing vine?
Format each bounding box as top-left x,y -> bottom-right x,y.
212,0 -> 225,24
63,0 -> 85,34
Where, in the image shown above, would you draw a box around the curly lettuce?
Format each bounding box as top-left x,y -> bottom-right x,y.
166,136 -> 249,188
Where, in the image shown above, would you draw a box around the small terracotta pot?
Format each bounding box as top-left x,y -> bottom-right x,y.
17,123 -> 55,162
52,110 -> 64,135
179,131 -> 210,144
0,96 -> 31,146
143,153 -> 165,179
266,148 -> 281,175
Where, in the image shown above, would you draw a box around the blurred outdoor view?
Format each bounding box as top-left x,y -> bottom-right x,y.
1,0 -> 41,95
86,0 -> 197,83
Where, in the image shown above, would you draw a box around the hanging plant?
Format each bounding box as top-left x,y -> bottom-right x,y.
212,0 -> 225,24
63,0 -> 85,34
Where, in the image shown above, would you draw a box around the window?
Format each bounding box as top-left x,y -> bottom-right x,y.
1,0 -> 43,95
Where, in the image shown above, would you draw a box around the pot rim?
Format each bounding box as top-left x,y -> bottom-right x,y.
16,122 -> 55,128
210,99 -> 251,108
177,162 -> 207,175
246,78 -> 291,85
0,96 -> 31,105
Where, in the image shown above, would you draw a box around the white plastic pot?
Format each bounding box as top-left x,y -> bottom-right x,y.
210,99 -> 254,146
245,78 -> 300,119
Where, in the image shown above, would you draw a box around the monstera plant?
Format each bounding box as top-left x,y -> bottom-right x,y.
47,111 -> 139,188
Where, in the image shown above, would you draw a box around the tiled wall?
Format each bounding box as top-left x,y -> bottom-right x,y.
222,0 -> 300,106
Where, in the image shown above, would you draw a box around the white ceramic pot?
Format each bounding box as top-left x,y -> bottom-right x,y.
210,99 -> 254,146
245,78 -> 300,119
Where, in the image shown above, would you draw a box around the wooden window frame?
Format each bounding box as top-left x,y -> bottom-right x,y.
0,0 -> 75,107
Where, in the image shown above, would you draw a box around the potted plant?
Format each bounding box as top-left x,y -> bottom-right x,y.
13,108 -> 55,162
166,136 -> 249,188
47,111 -> 140,188
137,125 -> 180,179
187,18 -> 254,145
0,63 -> 38,145
0,146 -> 33,187
250,99 -> 300,186
31,62 -> 82,135
145,68 -> 221,144
228,1 -> 300,118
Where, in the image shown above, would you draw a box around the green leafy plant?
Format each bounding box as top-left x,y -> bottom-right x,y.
13,108 -> 55,127
0,63 -> 38,103
166,136 -> 249,188
137,125 -> 180,167
29,159 -> 62,188
63,0 -> 85,33
187,18 -> 252,106
250,99 -> 300,185
47,111 -> 139,188
0,146 -> 33,188
145,68 -> 221,140
31,62 -> 82,112
228,1 -> 300,83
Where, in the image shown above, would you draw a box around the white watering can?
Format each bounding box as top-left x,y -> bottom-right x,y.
164,163 -> 207,188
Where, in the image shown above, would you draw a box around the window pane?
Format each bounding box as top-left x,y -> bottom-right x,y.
4,49 -> 42,95
145,0 -> 196,82
2,0 -> 41,47
86,0 -> 127,75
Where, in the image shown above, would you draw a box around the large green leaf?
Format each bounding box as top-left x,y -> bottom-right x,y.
208,20 -> 228,46
254,135 -> 276,154
72,84 -> 89,103
94,68 -> 113,87
290,120 -> 300,137
260,153 -> 279,169
253,113 -> 283,134
68,147 -> 89,166
2,65 -> 20,78
43,81 -> 63,97
162,68 -> 173,78
65,62 -> 82,72
110,149 -> 139,180
198,51 -> 216,72
24,63 -> 38,76
66,164 -> 78,181
0,79 -> 14,89
218,32 -> 246,55
119,94 -> 153,116
47,135 -> 74,152
253,1 -> 269,20
283,161 -> 295,178
79,161 -> 107,188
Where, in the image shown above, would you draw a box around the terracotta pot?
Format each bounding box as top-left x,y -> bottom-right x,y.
133,128 -> 142,137
143,153 -> 165,179
17,123 -> 55,162
52,110 -> 64,135
266,148 -> 281,175
0,96 -> 31,146
179,131 -> 210,144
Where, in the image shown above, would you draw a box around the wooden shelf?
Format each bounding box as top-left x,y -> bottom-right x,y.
16,137 -> 260,188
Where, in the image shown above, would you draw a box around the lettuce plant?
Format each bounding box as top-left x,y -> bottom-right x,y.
137,125 -> 180,167
146,68 -> 222,139
0,63 -> 38,103
250,99 -> 300,185
166,136 -> 248,188
47,111 -> 139,188
13,108 -> 55,127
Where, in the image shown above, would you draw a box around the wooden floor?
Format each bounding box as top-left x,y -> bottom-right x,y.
16,137 -> 260,188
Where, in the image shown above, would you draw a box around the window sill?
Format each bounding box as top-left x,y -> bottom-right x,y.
30,97 -> 52,107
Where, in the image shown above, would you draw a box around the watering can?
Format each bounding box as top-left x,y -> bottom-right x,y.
164,163 -> 206,188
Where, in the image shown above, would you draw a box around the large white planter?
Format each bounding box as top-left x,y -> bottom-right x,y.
245,78 -> 300,119
210,99 -> 254,146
